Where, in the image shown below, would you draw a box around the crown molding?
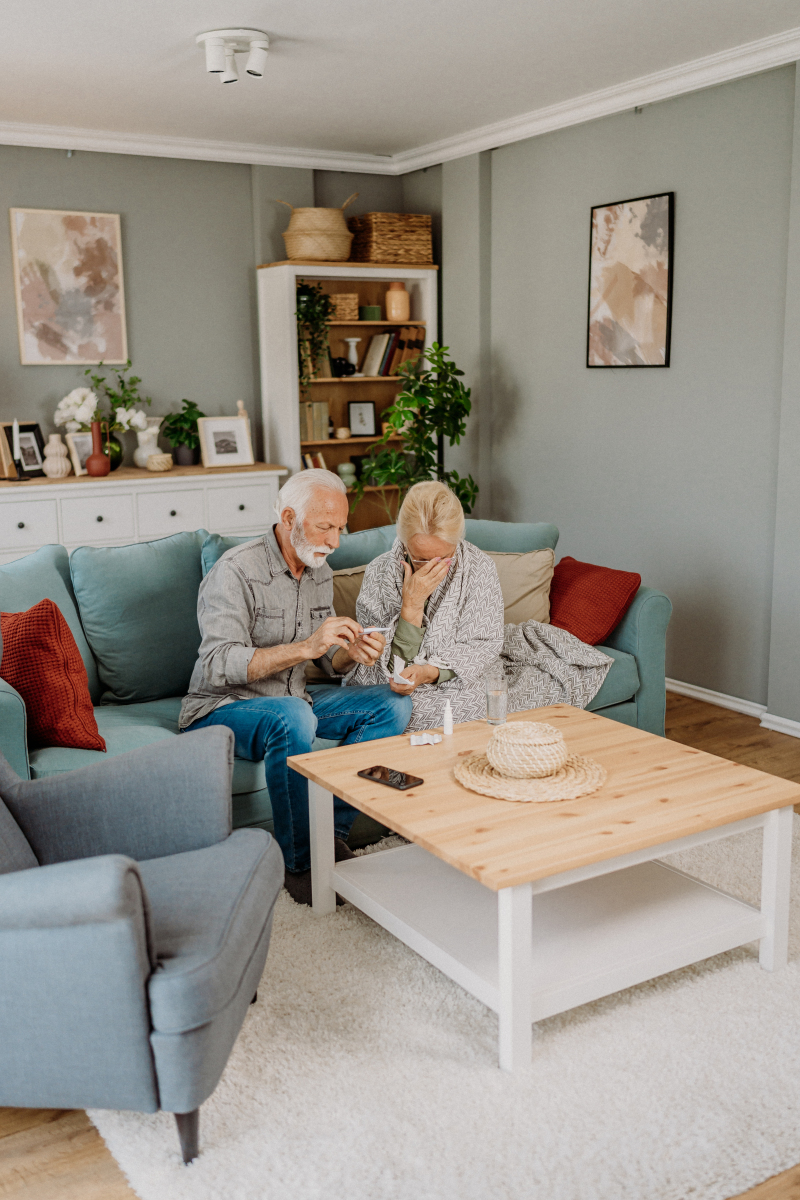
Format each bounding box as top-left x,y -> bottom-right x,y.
392,24 -> 800,173
1,24 -> 799,176
0,121 -> 394,174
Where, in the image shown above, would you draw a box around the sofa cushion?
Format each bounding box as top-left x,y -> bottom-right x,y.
140,829 -> 282,1034
586,646 -> 640,710
28,698 -> 182,779
332,565 -> 366,622
70,531 -> 208,704
0,600 -> 105,752
328,525 -> 398,569
0,545 -> 100,703
464,519 -> 559,553
486,549 -> 554,624
550,557 -> 642,645
201,534 -> 256,577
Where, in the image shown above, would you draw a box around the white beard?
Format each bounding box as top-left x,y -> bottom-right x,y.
290,521 -> 331,569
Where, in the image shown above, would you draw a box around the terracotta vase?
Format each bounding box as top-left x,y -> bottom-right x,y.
86,421 -> 111,477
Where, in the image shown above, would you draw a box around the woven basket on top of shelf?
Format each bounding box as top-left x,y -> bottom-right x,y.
278,193 -> 357,262
348,212 -> 433,265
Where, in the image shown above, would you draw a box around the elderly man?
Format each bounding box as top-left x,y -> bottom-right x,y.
180,469 -> 412,904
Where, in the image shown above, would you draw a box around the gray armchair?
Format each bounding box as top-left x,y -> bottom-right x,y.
0,725 -> 283,1163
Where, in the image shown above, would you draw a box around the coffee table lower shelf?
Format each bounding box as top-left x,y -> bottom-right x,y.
332,843 -> 764,1024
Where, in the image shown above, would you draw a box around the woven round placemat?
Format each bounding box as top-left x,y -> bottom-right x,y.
485,721 -> 568,779
454,750 -> 606,803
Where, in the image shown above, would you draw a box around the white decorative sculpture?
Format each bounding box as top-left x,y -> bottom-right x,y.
42,433 -> 72,478
134,419 -> 162,469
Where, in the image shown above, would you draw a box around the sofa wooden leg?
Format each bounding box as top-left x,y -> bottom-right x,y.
251,990 -> 258,1005
175,1109 -> 199,1163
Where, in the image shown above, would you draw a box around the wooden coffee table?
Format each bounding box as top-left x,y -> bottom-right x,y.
287,705 -> 799,1072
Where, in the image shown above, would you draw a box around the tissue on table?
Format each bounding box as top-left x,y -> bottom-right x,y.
410,732 -> 442,746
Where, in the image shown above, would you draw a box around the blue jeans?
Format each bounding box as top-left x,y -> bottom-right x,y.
186,684 -> 412,873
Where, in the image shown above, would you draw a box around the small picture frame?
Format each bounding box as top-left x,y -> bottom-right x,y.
197,416 -> 254,468
0,422 -> 46,478
65,431 -> 95,477
348,401 -> 377,438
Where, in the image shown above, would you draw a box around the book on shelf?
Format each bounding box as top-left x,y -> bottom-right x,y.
303,453 -> 315,469
379,332 -> 399,375
361,333 -> 390,378
388,326 -> 412,375
299,400 -> 314,442
313,400 -> 329,440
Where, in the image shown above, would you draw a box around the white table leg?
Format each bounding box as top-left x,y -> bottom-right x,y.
497,883 -> 533,1072
759,805 -> 793,971
309,780 -> 336,917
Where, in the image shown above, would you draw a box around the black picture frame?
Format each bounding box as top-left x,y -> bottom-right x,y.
2,422 -> 46,477
587,191 -> 674,368
348,400 -> 377,438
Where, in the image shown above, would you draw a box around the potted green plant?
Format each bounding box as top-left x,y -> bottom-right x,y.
160,400 -> 206,466
296,282 -> 334,395
351,342 -> 478,520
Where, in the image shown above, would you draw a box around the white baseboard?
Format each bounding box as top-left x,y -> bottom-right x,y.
665,678 -> 767,719
759,712 -> 800,739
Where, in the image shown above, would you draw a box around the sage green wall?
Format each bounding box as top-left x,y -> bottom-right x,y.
447,67 -> 795,704
0,146 -> 262,457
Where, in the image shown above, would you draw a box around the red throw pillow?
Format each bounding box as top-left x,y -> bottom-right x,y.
549,557 -> 641,645
0,599 -> 105,752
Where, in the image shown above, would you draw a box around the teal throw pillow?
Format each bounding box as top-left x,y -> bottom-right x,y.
70,530 -> 208,704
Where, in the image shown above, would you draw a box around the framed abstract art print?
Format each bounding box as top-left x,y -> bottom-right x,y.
9,208 -> 128,365
587,192 -> 674,368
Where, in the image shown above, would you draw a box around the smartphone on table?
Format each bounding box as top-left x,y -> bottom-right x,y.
357,766 -> 424,791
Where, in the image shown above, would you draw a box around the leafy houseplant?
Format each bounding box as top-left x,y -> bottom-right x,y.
160,400 -> 206,465
296,282 -> 334,395
351,342 -> 479,519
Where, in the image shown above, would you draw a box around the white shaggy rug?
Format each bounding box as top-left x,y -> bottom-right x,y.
90,822 -> 800,1200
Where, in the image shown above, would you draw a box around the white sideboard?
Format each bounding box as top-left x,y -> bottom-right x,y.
0,463 -> 287,564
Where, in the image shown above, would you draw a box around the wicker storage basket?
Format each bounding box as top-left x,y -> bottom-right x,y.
330,293 -> 360,321
348,212 -> 433,264
279,193 -> 357,262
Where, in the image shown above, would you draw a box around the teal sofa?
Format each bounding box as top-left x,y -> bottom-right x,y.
0,521 -> 671,837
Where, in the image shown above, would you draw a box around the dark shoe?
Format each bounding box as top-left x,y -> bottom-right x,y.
334,837 -> 355,862
284,840 -> 353,907
284,868 -> 312,906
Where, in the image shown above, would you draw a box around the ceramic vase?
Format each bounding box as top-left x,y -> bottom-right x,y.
385,281 -> 410,322
174,444 -> 198,466
337,462 -> 357,489
86,421 -> 111,477
42,433 -> 72,478
134,427 -> 161,469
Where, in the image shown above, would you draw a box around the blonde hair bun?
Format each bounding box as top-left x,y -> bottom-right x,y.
397,481 -> 465,546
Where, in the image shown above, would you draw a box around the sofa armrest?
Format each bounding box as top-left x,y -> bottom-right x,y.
2,726 -> 233,866
603,586 -> 672,736
0,855 -> 159,1112
0,678 -> 30,780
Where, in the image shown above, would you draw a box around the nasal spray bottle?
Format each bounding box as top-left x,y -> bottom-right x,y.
443,699 -> 454,736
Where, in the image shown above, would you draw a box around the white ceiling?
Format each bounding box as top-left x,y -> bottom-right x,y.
3,1 -> 800,173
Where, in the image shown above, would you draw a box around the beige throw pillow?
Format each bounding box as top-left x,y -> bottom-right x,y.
332,565 -> 366,623
485,548 -> 554,625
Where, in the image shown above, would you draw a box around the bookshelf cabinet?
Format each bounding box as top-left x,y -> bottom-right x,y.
256,261 -> 438,531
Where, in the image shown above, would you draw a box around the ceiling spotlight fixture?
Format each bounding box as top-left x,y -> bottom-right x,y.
196,29 -> 269,83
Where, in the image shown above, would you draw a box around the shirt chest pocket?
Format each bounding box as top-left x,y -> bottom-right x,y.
310,605 -> 333,631
252,609 -> 285,646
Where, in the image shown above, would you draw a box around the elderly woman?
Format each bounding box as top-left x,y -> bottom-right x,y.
350,481 -> 504,730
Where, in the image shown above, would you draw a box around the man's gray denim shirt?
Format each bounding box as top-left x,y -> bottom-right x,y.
179,526 -> 339,730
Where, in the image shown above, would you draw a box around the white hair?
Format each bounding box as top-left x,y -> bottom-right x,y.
273,468 -> 347,523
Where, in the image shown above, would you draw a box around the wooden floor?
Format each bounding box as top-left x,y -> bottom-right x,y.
1,692 -> 800,1200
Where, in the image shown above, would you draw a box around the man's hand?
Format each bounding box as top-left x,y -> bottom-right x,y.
332,631 -> 385,674
390,662 -> 439,694
305,615 -> 362,660
400,558 -> 451,626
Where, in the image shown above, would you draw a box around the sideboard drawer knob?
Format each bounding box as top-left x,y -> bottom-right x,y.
170,510 -> 177,517
238,504 -> 245,511
17,521 -> 24,529
96,515 -> 103,523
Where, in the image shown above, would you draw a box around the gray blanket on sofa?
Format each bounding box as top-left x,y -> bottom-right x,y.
502,621 -> 613,714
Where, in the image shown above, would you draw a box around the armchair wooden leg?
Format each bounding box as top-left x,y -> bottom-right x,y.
251,990 -> 258,1005
175,1109 -> 199,1163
